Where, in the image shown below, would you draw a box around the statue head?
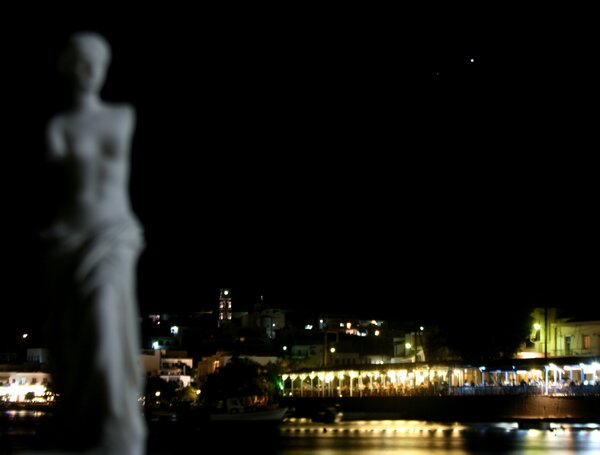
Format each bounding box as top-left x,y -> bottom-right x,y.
58,31 -> 112,93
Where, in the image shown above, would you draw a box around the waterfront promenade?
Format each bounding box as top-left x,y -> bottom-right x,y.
280,393 -> 600,423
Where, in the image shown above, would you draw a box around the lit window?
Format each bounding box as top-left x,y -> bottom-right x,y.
583,335 -> 591,350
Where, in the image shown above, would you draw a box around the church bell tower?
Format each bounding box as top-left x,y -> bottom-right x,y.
218,288 -> 232,327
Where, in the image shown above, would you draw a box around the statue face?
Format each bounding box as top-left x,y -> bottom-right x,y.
63,36 -> 110,93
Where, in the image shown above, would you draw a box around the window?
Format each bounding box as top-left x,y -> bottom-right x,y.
583,335 -> 591,350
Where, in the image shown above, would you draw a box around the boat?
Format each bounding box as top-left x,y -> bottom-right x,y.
209,406 -> 289,422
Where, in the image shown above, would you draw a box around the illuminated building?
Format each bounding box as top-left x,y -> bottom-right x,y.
218,288 -> 233,327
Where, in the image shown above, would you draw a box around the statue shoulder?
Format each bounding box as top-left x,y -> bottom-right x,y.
107,102 -> 136,125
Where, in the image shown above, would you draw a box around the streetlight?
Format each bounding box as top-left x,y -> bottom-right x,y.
281,374 -> 289,396
317,372 -> 325,397
405,342 -> 413,362
323,330 -> 339,367
299,374 -> 307,397
325,373 -> 334,397
543,306 -> 548,358
337,371 -> 345,397
290,374 -> 297,397
387,370 -> 397,395
349,371 -> 357,397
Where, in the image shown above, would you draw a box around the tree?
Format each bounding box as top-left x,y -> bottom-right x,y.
200,357 -> 282,408
425,289 -> 534,363
144,375 -> 179,409
441,301 -> 533,363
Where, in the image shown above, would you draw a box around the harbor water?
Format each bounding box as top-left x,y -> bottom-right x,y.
2,409 -> 600,454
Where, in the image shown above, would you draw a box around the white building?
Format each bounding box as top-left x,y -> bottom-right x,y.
0,371 -> 51,402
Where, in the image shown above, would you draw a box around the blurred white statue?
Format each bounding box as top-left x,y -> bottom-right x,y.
25,31 -> 147,455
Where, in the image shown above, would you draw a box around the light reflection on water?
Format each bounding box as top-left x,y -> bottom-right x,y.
3,411 -> 599,454
276,420 -> 600,454
3,409 -> 46,419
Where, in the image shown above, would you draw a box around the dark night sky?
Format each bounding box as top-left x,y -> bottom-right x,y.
2,8 -> 599,345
